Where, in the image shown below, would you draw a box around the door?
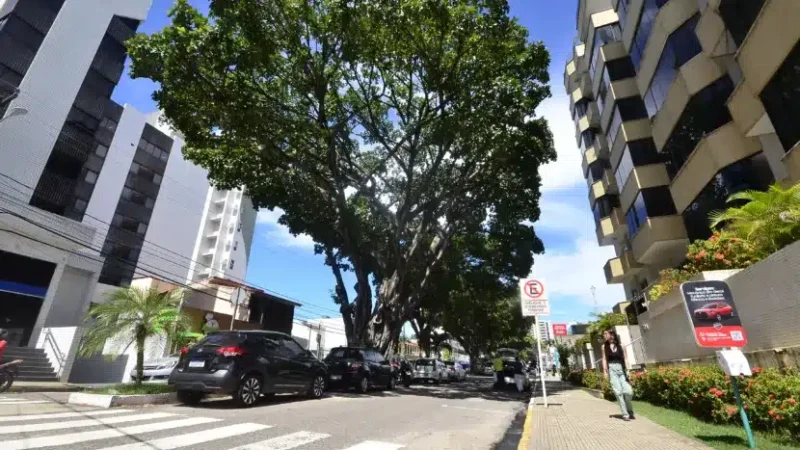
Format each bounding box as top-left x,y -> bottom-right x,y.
277,336 -> 314,388
367,350 -> 390,385
261,335 -> 295,391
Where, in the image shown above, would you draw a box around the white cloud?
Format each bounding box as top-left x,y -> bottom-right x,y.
537,96 -> 585,191
256,208 -> 315,249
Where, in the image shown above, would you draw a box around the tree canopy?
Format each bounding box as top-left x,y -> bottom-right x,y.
127,0 -> 554,350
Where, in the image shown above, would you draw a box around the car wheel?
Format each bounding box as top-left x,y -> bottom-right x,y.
434,375 -> 441,385
234,374 -> 262,407
357,376 -> 369,394
308,374 -> 325,399
387,375 -> 396,390
176,390 -> 204,406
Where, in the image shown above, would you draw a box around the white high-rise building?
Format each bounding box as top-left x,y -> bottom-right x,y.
0,0 -> 257,382
536,320 -> 554,342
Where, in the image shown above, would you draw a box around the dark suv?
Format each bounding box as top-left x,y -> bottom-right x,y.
169,330 -> 327,407
324,347 -> 395,393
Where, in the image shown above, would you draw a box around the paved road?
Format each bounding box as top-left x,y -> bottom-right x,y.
0,376 -> 527,450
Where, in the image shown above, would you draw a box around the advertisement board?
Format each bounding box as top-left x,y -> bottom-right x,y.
552,324 -> 568,336
680,280 -> 747,348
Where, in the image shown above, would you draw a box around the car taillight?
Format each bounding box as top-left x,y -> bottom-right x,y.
216,346 -> 246,357
349,362 -> 362,372
180,347 -> 189,355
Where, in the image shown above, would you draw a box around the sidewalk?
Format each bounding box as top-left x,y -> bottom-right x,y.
527,381 -> 712,450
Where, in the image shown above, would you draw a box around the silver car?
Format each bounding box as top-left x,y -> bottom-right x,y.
130,356 -> 179,382
412,358 -> 447,384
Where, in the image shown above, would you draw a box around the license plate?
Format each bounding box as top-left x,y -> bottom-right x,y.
330,375 -> 341,380
188,360 -> 205,368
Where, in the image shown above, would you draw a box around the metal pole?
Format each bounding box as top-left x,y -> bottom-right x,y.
731,377 -> 756,449
536,316 -> 548,408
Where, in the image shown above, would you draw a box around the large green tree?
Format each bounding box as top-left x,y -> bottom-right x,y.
127,0 -> 554,350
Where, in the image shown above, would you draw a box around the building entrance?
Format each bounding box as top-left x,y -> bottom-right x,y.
0,249 -> 56,346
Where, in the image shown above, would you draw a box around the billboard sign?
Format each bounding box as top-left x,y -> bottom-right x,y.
680,280 -> 747,348
519,278 -> 549,316
552,324 -> 568,336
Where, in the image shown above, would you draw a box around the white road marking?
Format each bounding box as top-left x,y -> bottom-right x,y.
0,408 -> 134,422
340,442 -> 405,450
228,431 -> 330,450
0,400 -> 52,404
4,417 -> 228,450
96,422 -> 271,450
0,411 -> 176,434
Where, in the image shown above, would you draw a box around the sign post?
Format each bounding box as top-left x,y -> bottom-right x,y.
520,278 -> 549,408
680,280 -> 753,449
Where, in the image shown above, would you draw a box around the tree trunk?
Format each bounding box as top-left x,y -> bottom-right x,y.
135,328 -> 146,386
468,351 -> 481,375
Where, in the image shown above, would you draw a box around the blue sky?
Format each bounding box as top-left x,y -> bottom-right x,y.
112,0 -> 624,327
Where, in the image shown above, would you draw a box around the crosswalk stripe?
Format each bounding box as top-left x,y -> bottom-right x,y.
96,422 -> 272,450
340,442 -> 404,450
227,431 -> 331,450
4,417 -> 228,450
0,400 -> 52,404
0,408 -> 134,422
0,412 -> 176,434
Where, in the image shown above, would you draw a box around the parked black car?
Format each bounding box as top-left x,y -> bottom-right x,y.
324,346 -> 396,393
169,330 -> 328,407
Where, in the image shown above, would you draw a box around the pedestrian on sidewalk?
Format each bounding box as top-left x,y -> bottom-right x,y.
602,329 -> 635,421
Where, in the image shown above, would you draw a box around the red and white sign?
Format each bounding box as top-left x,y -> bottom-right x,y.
552,324 -> 568,336
519,278 -> 549,317
680,280 -> 747,348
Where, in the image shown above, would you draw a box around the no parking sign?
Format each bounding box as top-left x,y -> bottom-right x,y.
519,278 -> 549,316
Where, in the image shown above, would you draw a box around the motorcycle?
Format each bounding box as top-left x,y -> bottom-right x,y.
398,361 -> 413,387
0,359 -> 22,393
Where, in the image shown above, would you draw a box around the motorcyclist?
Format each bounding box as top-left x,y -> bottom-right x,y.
0,329 -> 7,364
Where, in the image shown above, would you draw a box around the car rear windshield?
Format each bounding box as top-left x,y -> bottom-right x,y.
326,348 -> 363,360
444,361 -> 455,366
416,359 -> 434,366
197,332 -> 245,347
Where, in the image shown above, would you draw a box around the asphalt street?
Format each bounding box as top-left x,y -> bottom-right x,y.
0,376 -> 528,450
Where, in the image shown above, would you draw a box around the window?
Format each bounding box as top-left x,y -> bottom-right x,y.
279,336 -> 305,357
130,162 -> 140,174
153,173 -> 162,185
760,39 -> 800,151
613,139 -> 661,188
137,223 -> 147,235
607,98 -> 649,149
664,76 -> 735,178
229,259 -> 235,270
682,152 -> 774,241
95,144 -> 108,157
99,118 -> 117,133
589,24 -> 623,77
74,198 -> 87,212
573,98 -> 589,121
718,0 -> 766,47
625,187 -> 677,237
145,197 -> 154,209
643,15 -> 702,118
579,129 -> 597,155
617,0 -> 631,30
596,80 -> 609,116
587,159 -> 611,185
233,240 -> 239,251
607,108 -> 623,149
593,195 -> 620,224
630,0 -> 670,71
84,170 -> 98,184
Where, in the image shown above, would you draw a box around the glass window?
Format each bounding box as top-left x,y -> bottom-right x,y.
606,57 -> 637,82
130,162 -> 140,174
74,198 -> 87,212
234,240 -> 238,251
153,173 -> 162,185
280,337 -> 304,357
617,0 -> 631,30
229,259 -> 235,269
718,0 -> 766,47
159,151 -> 169,162
593,195 -> 620,224
579,129 -> 597,155
607,108 -> 623,148
145,197 -> 155,209
682,152 -> 774,241
137,223 -> 147,235
631,0 -> 670,71
614,139 -> 661,188
85,170 -> 98,184
587,159 -> 611,185
625,187 -> 677,237
664,76 -> 735,178
643,15 -> 702,118
590,24 -> 623,77
760,39 -> 800,152
95,144 -> 108,157
615,148 -> 635,188
596,80 -> 609,116
573,98 -> 589,121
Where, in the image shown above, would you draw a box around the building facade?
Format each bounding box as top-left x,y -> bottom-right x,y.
0,0 -> 257,381
566,0 -> 800,305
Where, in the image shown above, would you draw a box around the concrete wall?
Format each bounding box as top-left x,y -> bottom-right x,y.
640,240 -> 800,367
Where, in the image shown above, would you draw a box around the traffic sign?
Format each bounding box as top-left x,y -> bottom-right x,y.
519,278 -> 549,316
680,280 -> 747,348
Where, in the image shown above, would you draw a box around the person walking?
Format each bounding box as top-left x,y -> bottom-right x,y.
602,329 -> 634,421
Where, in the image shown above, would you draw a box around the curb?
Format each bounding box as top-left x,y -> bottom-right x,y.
68,392 -> 177,408
515,376 -> 540,450
9,384 -> 83,393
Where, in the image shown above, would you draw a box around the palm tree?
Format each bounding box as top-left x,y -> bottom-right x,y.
79,287 -> 193,385
709,182 -> 800,256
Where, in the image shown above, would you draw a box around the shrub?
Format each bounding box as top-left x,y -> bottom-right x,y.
630,365 -> 800,438
567,369 -> 615,401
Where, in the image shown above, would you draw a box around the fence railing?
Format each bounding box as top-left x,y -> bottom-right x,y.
43,328 -> 66,375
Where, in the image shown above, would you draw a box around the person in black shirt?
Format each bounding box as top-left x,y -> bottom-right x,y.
602,329 -> 634,421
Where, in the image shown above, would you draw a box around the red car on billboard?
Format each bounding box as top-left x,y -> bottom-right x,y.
693,302 -> 734,321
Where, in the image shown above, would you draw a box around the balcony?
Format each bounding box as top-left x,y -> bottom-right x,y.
588,168 -> 618,205
609,119 -> 653,165
603,250 -> 643,284
582,138 -> 610,175
631,215 -> 690,266
620,164 -> 671,212
596,207 -> 627,246
695,3 -> 737,59
577,102 -> 601,133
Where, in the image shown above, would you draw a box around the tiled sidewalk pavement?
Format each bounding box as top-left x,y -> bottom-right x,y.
528,381 -> 713,450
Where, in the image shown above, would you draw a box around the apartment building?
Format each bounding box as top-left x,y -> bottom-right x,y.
0,0 -> 257,381
565,0 -> 800,304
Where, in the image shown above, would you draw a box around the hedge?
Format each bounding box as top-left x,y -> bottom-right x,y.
568,366 -> 800,438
